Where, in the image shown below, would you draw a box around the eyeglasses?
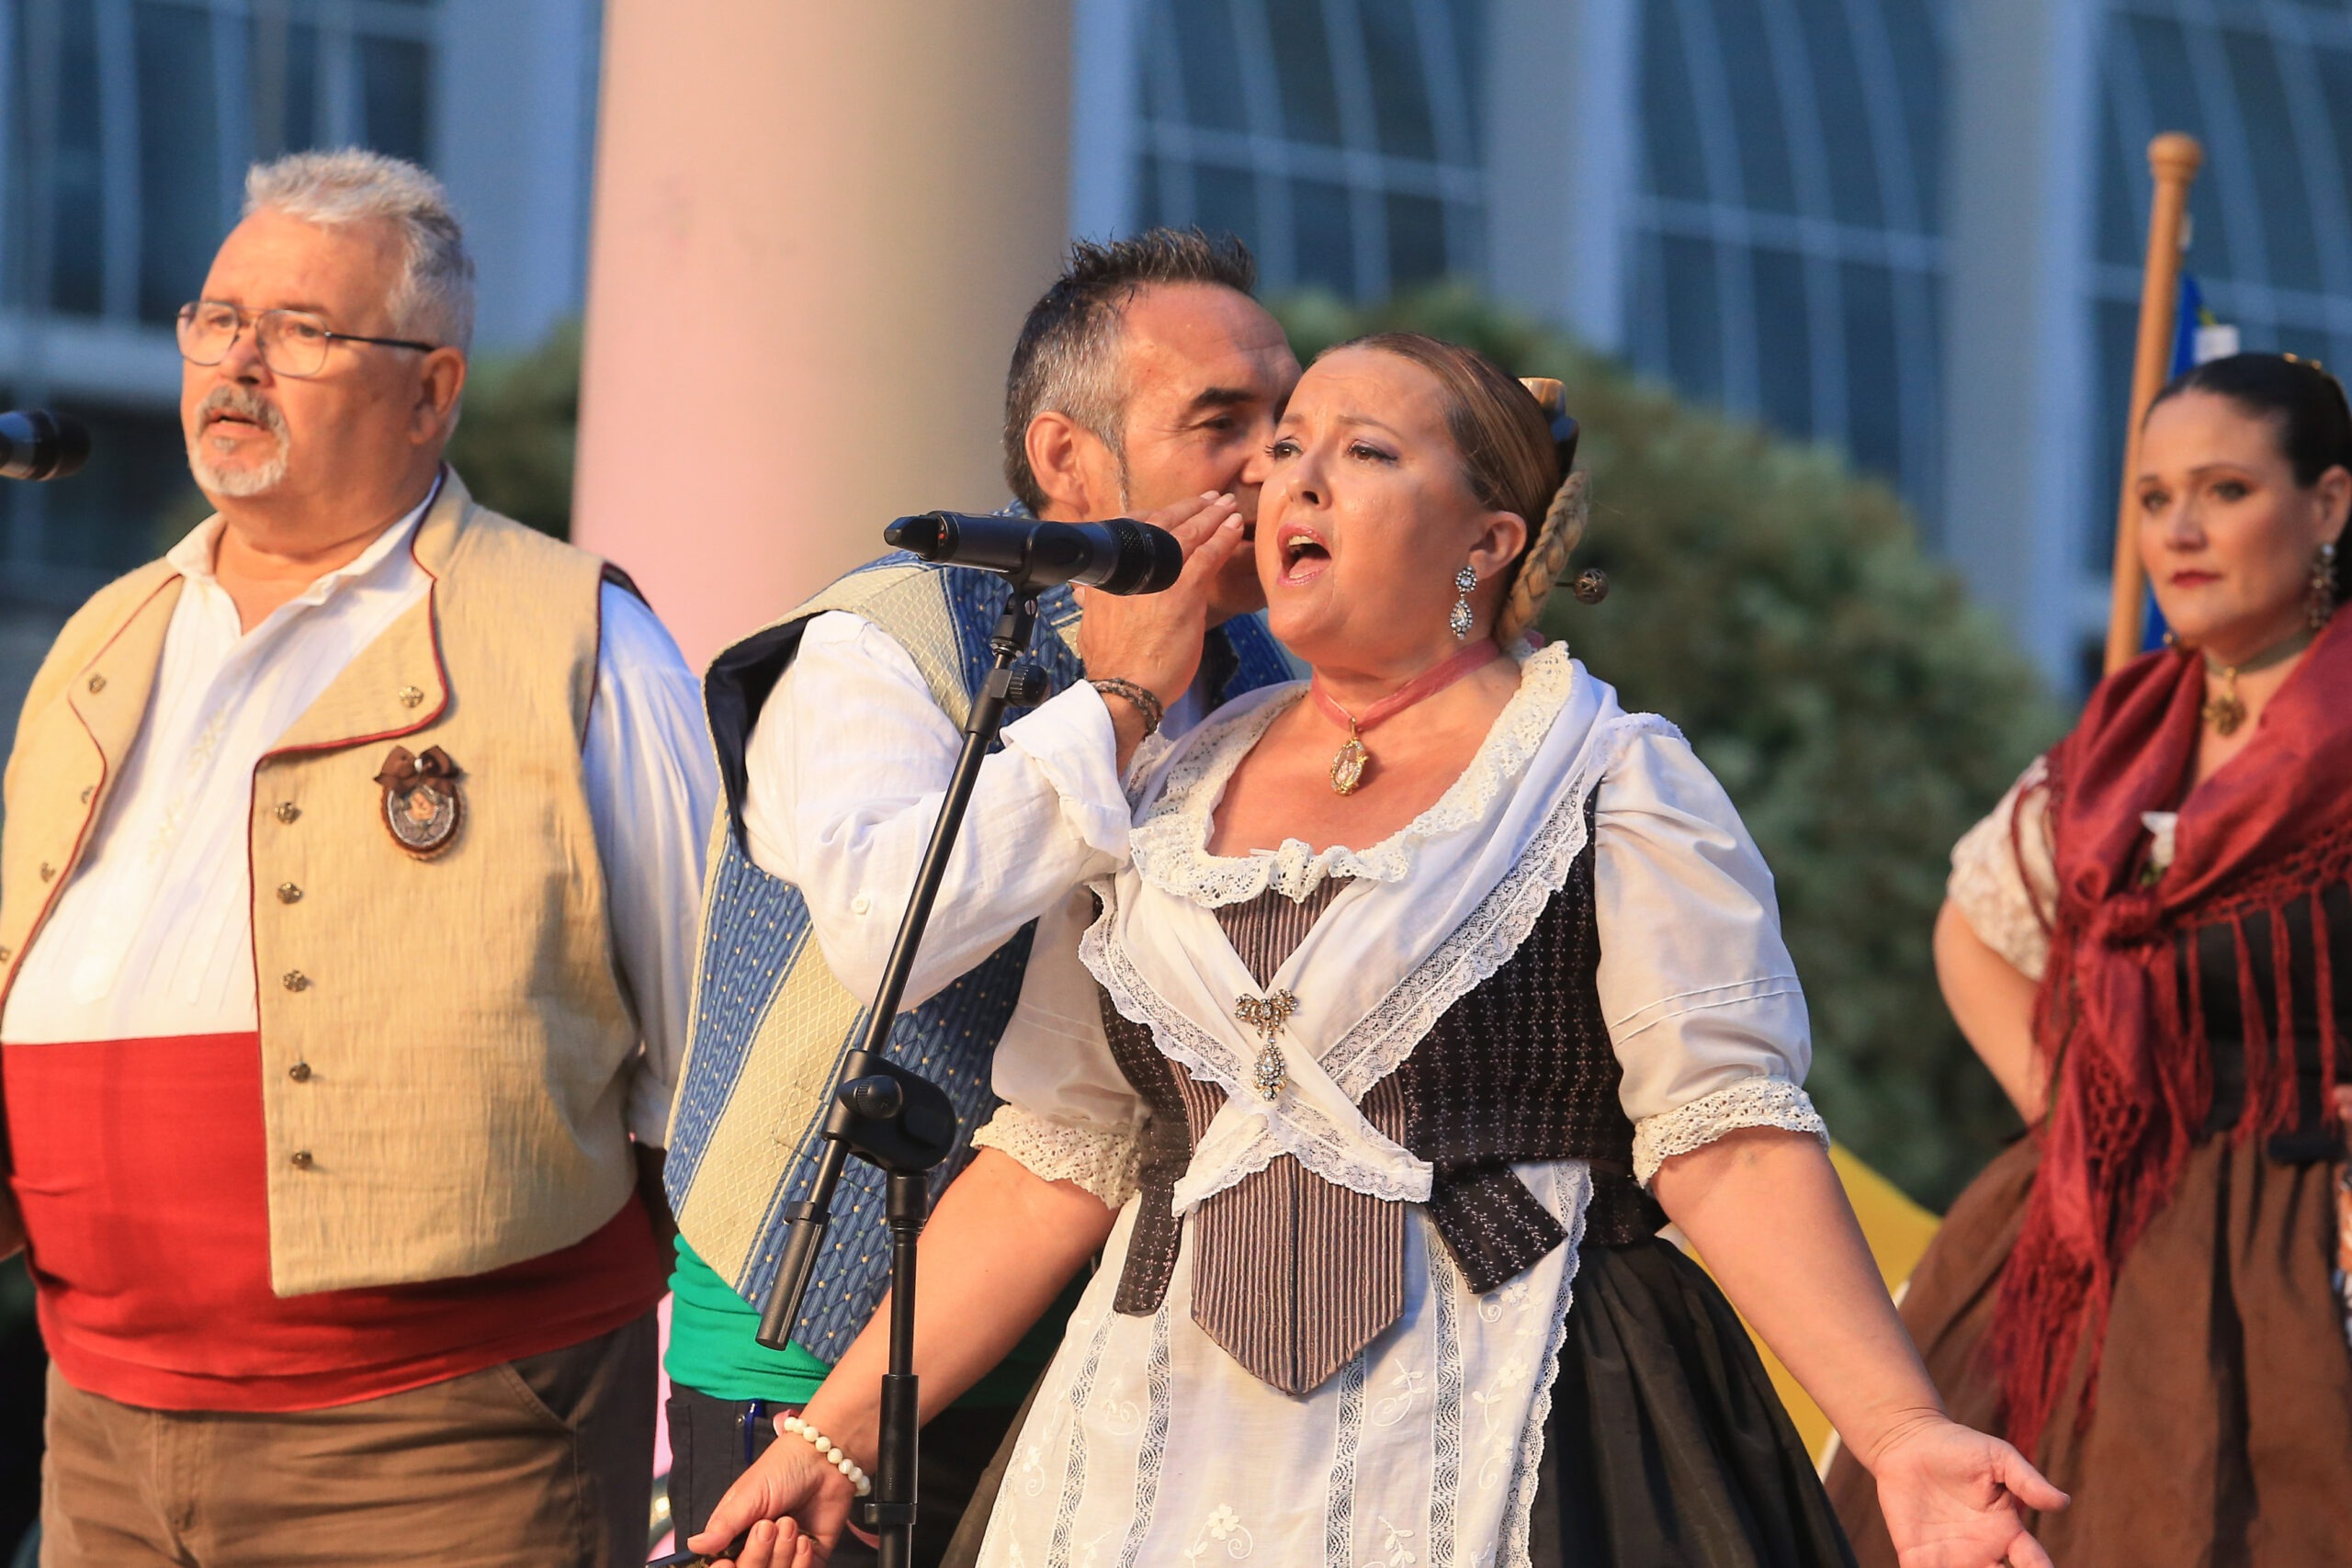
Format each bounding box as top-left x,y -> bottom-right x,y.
175,300 -> 437,379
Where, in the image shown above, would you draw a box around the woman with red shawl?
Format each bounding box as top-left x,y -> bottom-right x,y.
1830,352 -> 2352,1563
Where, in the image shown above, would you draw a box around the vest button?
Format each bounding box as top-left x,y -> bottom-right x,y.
289,1149 -> 313,1169
288,1061 -> 312,1083
282,970 -> 310,992
79,785 -> 94,804
399,685 -> 424,708
85,674 -> 105,694
38,863 -> 54,883
0,947 -> 12,964
275,801 -> 300,824
277,883 -> 303,904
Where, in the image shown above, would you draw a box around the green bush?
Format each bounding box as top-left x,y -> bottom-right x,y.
1277,285 -> 2063,1208
447,319 -> 582,539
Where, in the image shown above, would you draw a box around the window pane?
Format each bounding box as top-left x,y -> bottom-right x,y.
1878,0 -> 1943,228
1838,261 -> 1900,480
1715,0 -> 1798,214
361,35 -> 430,165
2123,16 -> 2233,280
1193,164 -> 1263,263
1386,190 -> 1447,288
1661,235 -> 1725,404
1444,0 -> 1485,158
1133,150 -> 1166,229
40,0 -> 107,316
249,16 -> 321,158
134,0 -> 222,324
2096,90 -> 2141,270
1357,0 -> 1438,160
1167,0 -> 1247,129
1794,0 -> 1883,229
1292,177 -> 1355,293
2224,29 -> 2321,291
1263,0 -> 1344,147
1752,246 -> 1814,439
1640,0 -> 1710,201
2315,48 -> 2352,265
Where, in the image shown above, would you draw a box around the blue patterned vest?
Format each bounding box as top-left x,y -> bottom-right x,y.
664,554 -> 1295,1357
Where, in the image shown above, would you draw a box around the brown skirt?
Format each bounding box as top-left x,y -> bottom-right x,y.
1826,1136 -> 2352,1567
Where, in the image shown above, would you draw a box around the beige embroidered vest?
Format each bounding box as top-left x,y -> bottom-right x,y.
0,473 -> 641,1294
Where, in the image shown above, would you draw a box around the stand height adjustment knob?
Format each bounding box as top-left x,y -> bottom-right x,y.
1001,663 -> 1050,707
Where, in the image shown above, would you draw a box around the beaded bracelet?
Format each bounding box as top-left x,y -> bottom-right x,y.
781,1414 -> 874,1497
1089,677 -> 1166,737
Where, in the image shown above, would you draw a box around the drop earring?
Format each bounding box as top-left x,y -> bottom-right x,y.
1450,565 -> 1477,640
2311,541 -> 2339,630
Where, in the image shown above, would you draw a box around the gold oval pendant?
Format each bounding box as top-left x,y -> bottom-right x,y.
1330,737 -> 1369,795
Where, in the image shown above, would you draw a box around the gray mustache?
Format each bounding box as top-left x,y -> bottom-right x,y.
198,386 -> 289,441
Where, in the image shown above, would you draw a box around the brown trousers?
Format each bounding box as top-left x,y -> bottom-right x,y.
38,1312 -> 658,1568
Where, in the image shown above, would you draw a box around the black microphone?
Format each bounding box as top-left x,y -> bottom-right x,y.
0,411 -> 89,481
885,511 -> 1183,595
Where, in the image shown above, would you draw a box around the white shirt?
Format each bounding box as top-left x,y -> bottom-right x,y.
971,645 -> 1827,1568
738,608 -> 1208,1011
1,485 -> 718,1146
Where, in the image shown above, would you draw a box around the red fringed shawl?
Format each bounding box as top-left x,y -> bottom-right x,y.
1993,616 -> 2352,1456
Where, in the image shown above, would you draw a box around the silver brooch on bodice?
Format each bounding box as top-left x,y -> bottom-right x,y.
1234,989 -> 1300,1101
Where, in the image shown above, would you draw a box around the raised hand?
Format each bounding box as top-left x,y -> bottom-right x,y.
1074,490 -> 1249,711
686,1419 -> 857,1568
1872,1416 -> 2067,1568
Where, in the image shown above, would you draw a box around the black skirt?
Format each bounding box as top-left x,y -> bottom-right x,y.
942,1236 -> 1857,1568
1530,1238 -> 1858,1568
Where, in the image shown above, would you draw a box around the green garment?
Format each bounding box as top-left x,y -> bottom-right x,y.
665,1234 -> 1067,1406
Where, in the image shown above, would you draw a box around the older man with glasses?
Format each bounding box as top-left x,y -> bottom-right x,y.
0,149 -> 715,1566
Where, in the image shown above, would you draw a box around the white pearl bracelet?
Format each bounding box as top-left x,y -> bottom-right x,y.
781,1414 -> 874,1497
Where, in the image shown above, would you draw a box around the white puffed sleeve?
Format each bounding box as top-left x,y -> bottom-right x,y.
1946,756 -> 2058,982
969,885 -> 1149,1209
1591,728 -> 1829,1185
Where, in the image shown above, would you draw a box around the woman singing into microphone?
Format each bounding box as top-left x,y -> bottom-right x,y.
695,334 -> 2059,1568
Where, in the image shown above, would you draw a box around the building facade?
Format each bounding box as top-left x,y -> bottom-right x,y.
8,1 -> 2352,697
1091,0 -> 2352,694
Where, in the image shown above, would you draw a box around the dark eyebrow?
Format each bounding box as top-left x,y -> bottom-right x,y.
1183,387 -> 1261,416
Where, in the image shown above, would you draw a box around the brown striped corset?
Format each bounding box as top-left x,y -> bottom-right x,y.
1101,797 -> 1662,1394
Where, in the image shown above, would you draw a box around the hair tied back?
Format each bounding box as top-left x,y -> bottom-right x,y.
1496,378 -> 1602,647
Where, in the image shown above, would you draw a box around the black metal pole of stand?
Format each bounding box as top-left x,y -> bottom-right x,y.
741,585 -> 1048,1568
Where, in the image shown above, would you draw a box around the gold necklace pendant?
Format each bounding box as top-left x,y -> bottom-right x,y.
2201,667 -> 2239,733
2203,684 -> 2246,735
1329,731 -> 1369,795
1235,988 -> 1300,1100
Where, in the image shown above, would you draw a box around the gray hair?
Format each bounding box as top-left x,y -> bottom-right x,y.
1002,229 -> 1258,513
243,149 -> 475,353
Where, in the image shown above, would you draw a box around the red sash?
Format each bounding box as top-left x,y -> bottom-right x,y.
2,1032 -> 663,1411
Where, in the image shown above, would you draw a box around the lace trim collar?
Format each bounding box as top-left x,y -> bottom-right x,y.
1131,641 -> 1580,908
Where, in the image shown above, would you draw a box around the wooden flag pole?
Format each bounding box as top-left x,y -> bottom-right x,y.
2105,132 -> 2205,674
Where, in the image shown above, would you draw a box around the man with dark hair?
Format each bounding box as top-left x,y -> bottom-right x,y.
659,230 -> 1300,1560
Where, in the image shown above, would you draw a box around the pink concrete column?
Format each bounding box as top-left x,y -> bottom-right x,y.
573,2 -> 1074,668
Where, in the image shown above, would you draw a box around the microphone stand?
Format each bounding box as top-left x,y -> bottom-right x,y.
743,581 -> 1052,1568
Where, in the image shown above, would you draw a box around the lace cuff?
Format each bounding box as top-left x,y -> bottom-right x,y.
1631,1077 -> 1829,1187
970,1105 -> 1142,1209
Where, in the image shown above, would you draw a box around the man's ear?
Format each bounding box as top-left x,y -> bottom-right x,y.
413,347 -> 467,445
1023,411 -> 1121,521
